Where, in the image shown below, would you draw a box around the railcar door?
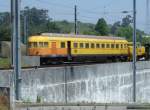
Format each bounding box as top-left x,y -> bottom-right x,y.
67,41 -> 72,60
51,41 -> 57,55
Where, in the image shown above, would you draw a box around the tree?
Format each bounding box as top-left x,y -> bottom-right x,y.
95,18 -> 109,36
46,20 -> 60,33
122,15 -> 132,27
23,7 -> 50,35
111,21 -> 121,35
0,12 -> 11,41
115,26 -> 133,41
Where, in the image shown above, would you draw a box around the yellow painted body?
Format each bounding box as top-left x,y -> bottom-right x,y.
28,34 -> 145,60
128,42 -> 145,59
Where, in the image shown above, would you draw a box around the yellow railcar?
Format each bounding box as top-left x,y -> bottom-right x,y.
28,33 -> 145,63
128,42 -> 145,60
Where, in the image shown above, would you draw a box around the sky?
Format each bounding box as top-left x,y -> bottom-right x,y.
0,0 -> 148,32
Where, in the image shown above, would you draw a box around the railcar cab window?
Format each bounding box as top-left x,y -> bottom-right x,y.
61,42 -> 65,48
128,42 -> 141,48
74,43 -> 78,48
91,43 -> 95,48
85,43 -> 89,48
80,43 -> 84,48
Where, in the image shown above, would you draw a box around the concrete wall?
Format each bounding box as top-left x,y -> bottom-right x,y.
1,61 -> 150,103
22,56 -> 40,67
0,41 -> 26,58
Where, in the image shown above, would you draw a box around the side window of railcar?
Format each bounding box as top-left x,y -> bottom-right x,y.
33,42 -> 37,47
106,44 -> 110,48
111,44 -> 114,48
124,44 -> 127,48
80,43 -> 84,48
39,42 -> 43,47
44,42 -> 48,47
116,44 -> 119,49
91,43 -> 95,48
85,43 -> 89,48
28,42 -> 32,48
96,44 -> 100,48
102,44 -> 105,48
121,44 -> 123,48
61,42 -> 65,48
74,43 -> 78,48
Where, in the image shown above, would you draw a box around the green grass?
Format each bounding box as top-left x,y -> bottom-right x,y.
0,105 -> 9,110
0,58 -> 11,69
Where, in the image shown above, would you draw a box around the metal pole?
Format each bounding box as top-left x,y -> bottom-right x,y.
11,0 -> 16,67
146,0 -> 150,34
65,67 -> 67,103
23,13 -> 29,55
11,0 -> 13,66
74,5 -> 77,35
13,0 -> 21,100
11,1 -> 16,109
23,15 -> 27,44
133,0 -> 136,102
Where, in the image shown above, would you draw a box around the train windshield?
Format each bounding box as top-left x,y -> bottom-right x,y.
128,42 -> 141,47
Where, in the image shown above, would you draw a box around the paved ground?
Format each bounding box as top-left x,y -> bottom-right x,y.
15,103 -> 150,110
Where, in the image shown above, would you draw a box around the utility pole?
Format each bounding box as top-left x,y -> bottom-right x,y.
74,5 -> 77,35
23,14 -> 29,55
133,0 -> 136,102
11,0 -> 15,67
10,1 -> 16,109
12,0 -> 21,100
23,15 -> 27,44
146,0 -> 150,34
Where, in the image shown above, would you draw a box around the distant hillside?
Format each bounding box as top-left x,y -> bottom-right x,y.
55,20 -> 96,35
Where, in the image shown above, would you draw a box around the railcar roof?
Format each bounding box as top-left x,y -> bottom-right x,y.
29,33 -> 128,43
41,33 -> 126,40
